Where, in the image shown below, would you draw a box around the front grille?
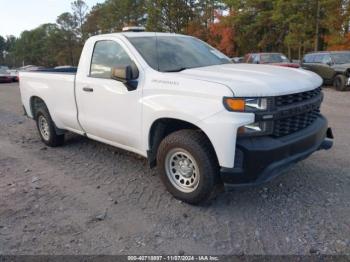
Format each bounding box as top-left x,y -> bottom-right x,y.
271,87 -> 322,137
272,109 -> 320,137
275,87 -> 321,107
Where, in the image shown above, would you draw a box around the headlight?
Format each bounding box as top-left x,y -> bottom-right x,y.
223,97 -> 273,136
238,121 -> 273,137
223,97 -> 269,112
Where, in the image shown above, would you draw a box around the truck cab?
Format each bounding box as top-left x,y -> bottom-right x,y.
20,32 -> 333,204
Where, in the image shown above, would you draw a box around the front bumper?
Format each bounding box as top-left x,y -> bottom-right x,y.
220,115 -> 333,186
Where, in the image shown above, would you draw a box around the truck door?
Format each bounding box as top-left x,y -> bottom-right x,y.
75,39 -> 143,152
311,54 -> 334,81
319,54 -> 336,81
301,54 -> 313,70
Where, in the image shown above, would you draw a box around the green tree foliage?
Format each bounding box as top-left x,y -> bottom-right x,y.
85,0 -> 147,34
0,36 -> 6,64
146,0 -> 195,33
2,0 -> 350,68
56,12 -> 81,65
13,24 -> 62,67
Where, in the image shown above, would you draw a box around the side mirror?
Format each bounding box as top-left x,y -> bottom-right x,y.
112,65 -> 133,82
111,65 -> 139,91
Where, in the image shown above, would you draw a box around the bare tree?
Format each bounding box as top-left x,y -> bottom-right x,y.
72,0 -> 89,41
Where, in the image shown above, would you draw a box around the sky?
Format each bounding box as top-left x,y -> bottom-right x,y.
0,0 -> 105,37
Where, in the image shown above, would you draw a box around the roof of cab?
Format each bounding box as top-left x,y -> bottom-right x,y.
91,32 -> 189,39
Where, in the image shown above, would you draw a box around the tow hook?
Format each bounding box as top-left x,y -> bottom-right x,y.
319,127 -> 334,150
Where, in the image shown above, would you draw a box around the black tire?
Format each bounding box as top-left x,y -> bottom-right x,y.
157,129 -> 219,204
333,74 -> 348,91
35,107 -> 65,147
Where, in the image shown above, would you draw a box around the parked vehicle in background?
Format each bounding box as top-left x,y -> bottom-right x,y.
301,51 -> 350,91
18,65 -> 45,72
245,53 -> 300,68
8,69 -> 19,82
20,32 -> 333,204
0,66 -> 12,83
231,57 -> 244,63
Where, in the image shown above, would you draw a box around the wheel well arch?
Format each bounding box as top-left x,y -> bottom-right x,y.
30,96 -> 47,120
29,96 -> 65,135
333,70 -> 349,79
345,69 -> 350,77
333,72 -> 347,82
147,117 -> 218,168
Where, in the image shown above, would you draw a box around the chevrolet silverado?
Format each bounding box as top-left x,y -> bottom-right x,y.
20,31 -> 333,204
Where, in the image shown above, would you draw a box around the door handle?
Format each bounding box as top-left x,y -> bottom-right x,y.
83,87 -> 94,92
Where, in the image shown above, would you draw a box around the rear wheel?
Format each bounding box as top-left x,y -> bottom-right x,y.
35,107 -> 65,147
157,129 -> 219,204
333,74 -> 348,91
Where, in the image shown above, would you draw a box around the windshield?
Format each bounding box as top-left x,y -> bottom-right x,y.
331,52 -> 350,64
128,36 -> 232,72
260,53 -> 289,63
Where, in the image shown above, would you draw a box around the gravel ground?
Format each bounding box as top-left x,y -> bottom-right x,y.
0,83 -> 349,255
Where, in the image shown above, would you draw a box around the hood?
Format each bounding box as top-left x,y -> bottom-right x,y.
180,64 -> 322,97
333,63 -> 350,72
271,62 -> 300,68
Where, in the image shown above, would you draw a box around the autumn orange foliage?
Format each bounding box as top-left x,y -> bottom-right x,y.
326,33 -> 350,51
208,16 -> 235,57
186,12 -> 236,57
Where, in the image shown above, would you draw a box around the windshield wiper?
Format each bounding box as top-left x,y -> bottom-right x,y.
164,67 -> 189,72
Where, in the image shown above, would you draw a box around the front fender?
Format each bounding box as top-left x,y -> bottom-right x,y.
142,93 -> 224,146
197,110 -> 254,168
142,92 -> 255,168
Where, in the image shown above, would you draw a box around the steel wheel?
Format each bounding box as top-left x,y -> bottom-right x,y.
165,148 -> 200,193
38,115 -> 50,141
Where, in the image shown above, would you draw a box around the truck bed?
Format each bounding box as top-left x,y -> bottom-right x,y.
19,71 -> 82,133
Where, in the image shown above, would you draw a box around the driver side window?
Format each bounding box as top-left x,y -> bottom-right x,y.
90,40 -> 133,79
321,55 -> 332,65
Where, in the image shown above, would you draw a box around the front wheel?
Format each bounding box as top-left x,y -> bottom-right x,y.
333,74 -> 348,91
157,130 -> 219,204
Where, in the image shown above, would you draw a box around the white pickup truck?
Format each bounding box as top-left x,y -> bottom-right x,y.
20,32 -> 333,204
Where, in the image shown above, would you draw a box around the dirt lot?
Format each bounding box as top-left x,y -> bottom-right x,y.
0,82 -> 349,255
